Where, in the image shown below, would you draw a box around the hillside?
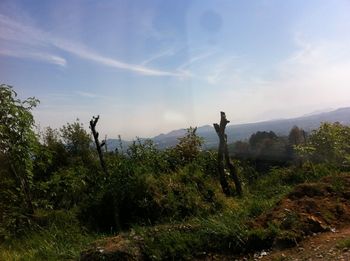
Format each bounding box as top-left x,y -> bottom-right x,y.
3,84 -> 350,261
80,174 -> 350,260
107,107 -> 350,150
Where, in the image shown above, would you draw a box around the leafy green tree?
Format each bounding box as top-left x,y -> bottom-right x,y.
248,131 -> 288,161
174,127 -> 203,163
295,122 -> 350,168
249,131 -> 277,150
0,84 -> 39,213
60,120 -> 93,165
0,84 -> 39,236
33,127 -> 68,180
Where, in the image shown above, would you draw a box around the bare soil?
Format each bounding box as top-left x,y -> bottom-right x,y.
201,226 -> 350,260
259,225 -> 350,261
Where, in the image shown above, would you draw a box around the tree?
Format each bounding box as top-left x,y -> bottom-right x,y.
175,127 -> 203,163
214,112 -> 242,196
33,127 -> 68,180
249,131 -> 277,150
288,126 -> 306,146
296,122 -> 350,168
90,115 -> 108,175
230,141 -> 250,159
0,84 -> 39,215
60,119 -> 92,165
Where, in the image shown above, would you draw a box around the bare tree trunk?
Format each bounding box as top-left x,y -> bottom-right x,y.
224,137 -> 242,196
89,116 -> 121,230
90,115 -> 108,175
214,112 -> 243,196
217,148 -> 232,196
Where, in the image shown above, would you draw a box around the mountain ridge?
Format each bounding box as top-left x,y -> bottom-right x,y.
106,107 -> 350,151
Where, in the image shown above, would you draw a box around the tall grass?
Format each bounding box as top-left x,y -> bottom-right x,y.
0,210 -> 98,261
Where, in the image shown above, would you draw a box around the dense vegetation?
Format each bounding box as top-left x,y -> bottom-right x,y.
1,84 -> 349,260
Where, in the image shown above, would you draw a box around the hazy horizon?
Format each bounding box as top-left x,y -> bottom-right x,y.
38,106 -> 350,141
2,0 -> 350,139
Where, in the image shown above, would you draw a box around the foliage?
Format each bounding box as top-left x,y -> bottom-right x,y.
0,84 -> 39,237
60,120 -> 93,165
174,127 -> 204,164
336,237 -> 350,249
288,126 -> 306,146
296,122 -> 350,169
249,131 -> 278,149
0,210 -> 98,261
230,131 -> 292,172
83,156 -> 226,231
33,127 -> 68,181
126,138 -> 168,174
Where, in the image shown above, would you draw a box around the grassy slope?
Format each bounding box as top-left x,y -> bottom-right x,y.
0,164 -> 337,260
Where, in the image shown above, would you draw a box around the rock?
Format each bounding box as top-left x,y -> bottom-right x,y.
307,215 -> 330,233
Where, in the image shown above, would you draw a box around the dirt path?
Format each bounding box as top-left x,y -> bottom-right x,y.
255,226 -> 350,261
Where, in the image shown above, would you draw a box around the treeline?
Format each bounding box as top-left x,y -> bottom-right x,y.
229,122 -> 350,171
228,127 -> 306,171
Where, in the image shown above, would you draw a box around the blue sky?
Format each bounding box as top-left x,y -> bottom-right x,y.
1,0 -> 350,139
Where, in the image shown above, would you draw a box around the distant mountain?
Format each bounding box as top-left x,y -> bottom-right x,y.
106,107 -> 350,151
301,108 -> 334,117
105,138 -> 132,152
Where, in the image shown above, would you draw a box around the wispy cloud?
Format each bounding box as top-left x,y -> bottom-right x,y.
205,56 -> 237,84
176,52 -> 239,85
198,35 -> 350,124
0,49 -> 66,66
75,91 -> 98,98
74,90 -> 113,100
173,50 -> 218,79
141,48 -> 175,66
0,14 -> 185,77
0,14 -> 45,46
177,51 -> 216,71
52,39 -> 183,76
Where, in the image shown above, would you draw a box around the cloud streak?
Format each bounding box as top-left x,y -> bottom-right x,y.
177,51 -> 216,71
0,49 -> 66,66
141,48 -> 175,66
0,14 -> 184,77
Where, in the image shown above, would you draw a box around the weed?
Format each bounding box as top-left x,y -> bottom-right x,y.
337,237 -> 350,249
0,210 -> 99,261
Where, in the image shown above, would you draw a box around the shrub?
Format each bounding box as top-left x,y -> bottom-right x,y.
296,122 -> 350,169
82,158 -> 226,232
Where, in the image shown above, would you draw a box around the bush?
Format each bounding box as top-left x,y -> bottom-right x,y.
296,122 -> 350,169
83,159 -> 226,232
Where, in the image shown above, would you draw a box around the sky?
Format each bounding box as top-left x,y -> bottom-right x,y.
1,0 -> 350,139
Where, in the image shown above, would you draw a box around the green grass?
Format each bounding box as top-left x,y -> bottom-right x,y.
0,211 -> 99,261
134,210 -> 248,260
130,165 -> 338,260
336,237 -> 350,249
133,176 -> 292,260
0,226 -> 97,261
0,164 -> 338,260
